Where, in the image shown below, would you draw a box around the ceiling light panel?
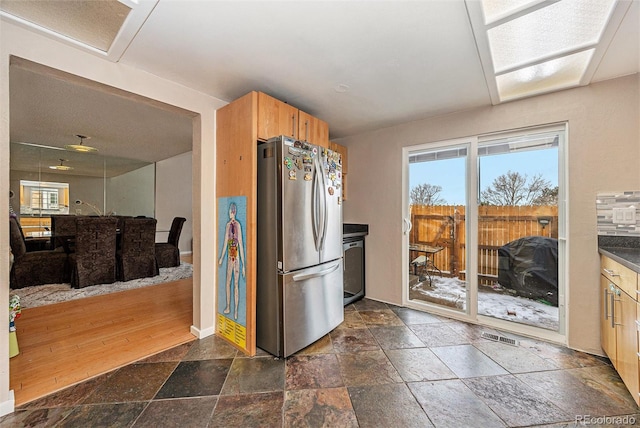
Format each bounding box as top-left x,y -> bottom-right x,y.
496,49 -> 594,101
481,0 -> 541,24
0,0 -> 130,52
486,0 -> 616,73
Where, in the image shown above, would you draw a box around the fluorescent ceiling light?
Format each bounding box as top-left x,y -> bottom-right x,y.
466,0 -> 631,103
487,0 -> 616,73
481,0 -> 541,25
0,0 -> 158,61
0,0 -> 130,52
496,49 -> 594,101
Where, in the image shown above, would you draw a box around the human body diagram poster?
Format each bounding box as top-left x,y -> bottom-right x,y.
216,196 -> 248,350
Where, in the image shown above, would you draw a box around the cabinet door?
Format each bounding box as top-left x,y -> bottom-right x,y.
329,141 -> 348,201
329,141 -> 348,174
601,275 -> 617,363
617,289 -> 640,405
257,92 -> 298,141
298,110 -> 329,148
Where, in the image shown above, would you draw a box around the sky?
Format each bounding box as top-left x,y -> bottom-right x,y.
409,148 -> 558,205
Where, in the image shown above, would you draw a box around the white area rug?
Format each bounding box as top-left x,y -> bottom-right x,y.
13,263 -> 193,309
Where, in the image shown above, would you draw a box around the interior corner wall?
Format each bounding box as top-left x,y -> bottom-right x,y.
338,73 -> 640,355
155,152 -> 193,253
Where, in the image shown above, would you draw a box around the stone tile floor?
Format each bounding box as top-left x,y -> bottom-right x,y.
2,298 -> 638,427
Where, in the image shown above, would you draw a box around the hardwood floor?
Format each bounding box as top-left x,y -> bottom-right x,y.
10,276 -> 195,406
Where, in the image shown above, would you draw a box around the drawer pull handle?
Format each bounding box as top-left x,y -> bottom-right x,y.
603,268 -> 620,277
611,292 -> 616,328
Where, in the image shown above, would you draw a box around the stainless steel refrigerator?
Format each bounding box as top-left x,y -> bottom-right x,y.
257,135 -> 344,357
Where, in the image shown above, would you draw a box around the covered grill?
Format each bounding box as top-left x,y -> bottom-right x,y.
497,236 -> 558,306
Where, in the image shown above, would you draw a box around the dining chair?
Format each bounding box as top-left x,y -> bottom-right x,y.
12,217 -> 51,252
9,217 -> 69,288
69,217 -> 118,288
155,217 -> 186,268
50,214 -> 78,252
118,217 -> 159,281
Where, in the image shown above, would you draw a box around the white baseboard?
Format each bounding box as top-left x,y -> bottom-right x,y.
0,390 -> 15,417
190,325 -> 215,339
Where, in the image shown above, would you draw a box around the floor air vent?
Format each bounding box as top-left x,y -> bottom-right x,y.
481,332 -> 520,347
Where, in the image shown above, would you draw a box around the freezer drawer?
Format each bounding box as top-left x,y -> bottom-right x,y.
282,259 -> 344,357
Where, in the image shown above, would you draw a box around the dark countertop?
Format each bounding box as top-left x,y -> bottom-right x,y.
598,236 -> 640,274
343,223 -> 369,238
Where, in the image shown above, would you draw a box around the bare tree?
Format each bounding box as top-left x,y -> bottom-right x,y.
480,171 -> 555,206
410,183 -> 446,205
534,185 -> 559,205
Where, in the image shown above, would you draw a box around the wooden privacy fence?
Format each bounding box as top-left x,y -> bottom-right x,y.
410,205 -> 558,284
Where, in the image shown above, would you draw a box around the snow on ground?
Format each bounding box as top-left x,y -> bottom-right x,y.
410,275 -> 559,331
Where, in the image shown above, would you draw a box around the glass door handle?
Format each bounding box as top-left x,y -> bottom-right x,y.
403,218 -> 412,234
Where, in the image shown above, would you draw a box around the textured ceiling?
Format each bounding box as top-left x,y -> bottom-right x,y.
5,0 -> 639,177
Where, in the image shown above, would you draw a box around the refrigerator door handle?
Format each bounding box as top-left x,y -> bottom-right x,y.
292,261 -> 341,282
311,158 -> 321,251
319,153 -> 329,251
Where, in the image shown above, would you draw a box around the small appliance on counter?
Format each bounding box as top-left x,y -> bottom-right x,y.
256,135 -> 344,358
343,223 -> 368,305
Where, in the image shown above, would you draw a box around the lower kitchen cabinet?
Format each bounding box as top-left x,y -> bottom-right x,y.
600,255 -> 640,406
616,288 -> 639,403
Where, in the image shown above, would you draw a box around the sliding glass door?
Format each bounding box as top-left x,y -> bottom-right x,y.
476,129 -> 563,332
406,143 -> 469,313
404,125 -> 565,338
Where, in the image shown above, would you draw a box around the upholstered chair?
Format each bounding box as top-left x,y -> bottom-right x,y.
115,215 -> 133,231
9,217 -> 69,288
117,217 -> 159,281
12,217 -> 51,252
155,217 -> 186,268
50,214 -> 78,252
69,217 -> 118,288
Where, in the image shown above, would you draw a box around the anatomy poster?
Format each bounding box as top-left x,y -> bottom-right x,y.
216,196 -> 248,350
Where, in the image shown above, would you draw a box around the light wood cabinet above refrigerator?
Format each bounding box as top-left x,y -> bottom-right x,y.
256,92 -> 329,148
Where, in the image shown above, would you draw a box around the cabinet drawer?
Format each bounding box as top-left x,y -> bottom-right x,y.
601,255 -> 638,297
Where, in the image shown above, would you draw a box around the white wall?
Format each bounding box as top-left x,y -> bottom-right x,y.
155,152 -> 193,253
107,164 -> 155,218
338,74 -> 640,356
1,20 -> 224,415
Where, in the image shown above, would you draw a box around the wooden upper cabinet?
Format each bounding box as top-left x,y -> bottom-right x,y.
298,110 -> 329,148
329,141 -> 348,201
256,92 -> 330,147
257,92 -> 298,141
329,142 -> 348,174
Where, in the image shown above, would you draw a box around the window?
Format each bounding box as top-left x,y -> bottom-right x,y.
31,188 -> 59,210
20,180 -> 70,215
